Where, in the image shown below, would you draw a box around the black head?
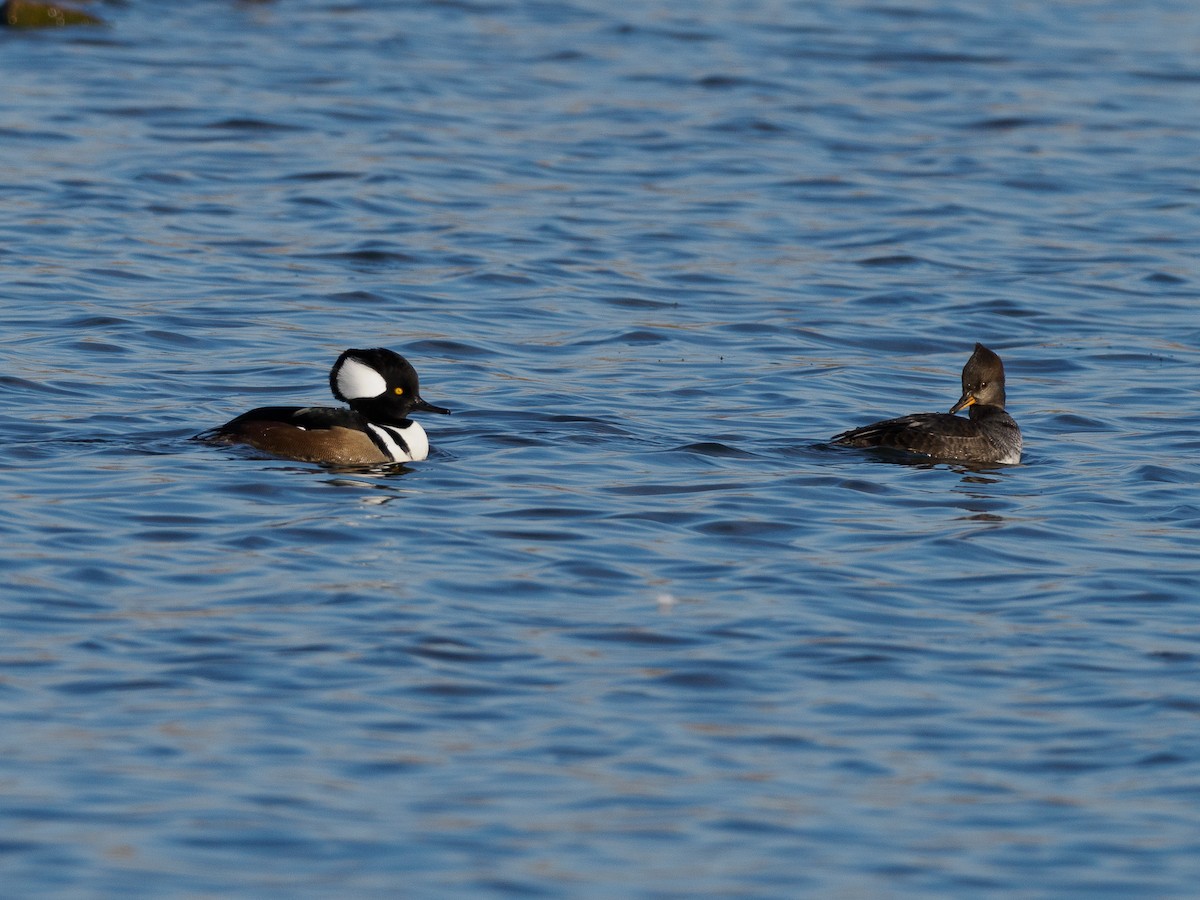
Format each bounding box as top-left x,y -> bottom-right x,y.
949,343 -> 1007,413
329,348 -> 451,424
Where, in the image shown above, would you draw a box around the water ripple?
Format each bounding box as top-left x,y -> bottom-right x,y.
3,0 -> 1200,896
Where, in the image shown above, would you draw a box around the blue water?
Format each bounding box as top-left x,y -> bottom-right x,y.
3,0 -> 1200,895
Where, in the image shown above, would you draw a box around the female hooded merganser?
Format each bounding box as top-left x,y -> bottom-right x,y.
831,343 -> 1022,465
206,348 -> 450,465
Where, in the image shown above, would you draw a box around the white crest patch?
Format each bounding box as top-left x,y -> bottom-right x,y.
336,356 -> 388,399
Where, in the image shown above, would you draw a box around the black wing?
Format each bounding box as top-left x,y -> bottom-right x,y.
212,405 -> 365,435
831,412 -> 983,456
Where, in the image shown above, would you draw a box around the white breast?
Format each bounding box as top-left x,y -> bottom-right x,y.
367,421 -> 429,462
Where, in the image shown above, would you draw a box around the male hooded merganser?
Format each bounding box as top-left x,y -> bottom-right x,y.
831,343 -> 1022,465
206,348 -> 450,465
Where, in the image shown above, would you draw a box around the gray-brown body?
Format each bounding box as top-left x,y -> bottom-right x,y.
831,343 -> 1022,465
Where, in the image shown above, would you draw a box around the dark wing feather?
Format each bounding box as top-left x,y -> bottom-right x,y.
214,405 -> 366,434
831,412 -> 988,458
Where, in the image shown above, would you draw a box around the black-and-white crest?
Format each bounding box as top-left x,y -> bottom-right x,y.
331,351 -> 389,401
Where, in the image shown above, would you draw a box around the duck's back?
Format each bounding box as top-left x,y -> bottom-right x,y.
208,406 -> 394,465
832,407 -> 1021,465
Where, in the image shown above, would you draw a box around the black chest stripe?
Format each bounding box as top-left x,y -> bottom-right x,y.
364,423 -> 410,461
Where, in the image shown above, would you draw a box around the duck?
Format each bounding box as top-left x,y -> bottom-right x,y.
205,348 -> 450,465
831,343 -> 1021,465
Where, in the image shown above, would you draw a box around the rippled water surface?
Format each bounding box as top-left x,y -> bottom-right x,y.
4,0 -> 1200,895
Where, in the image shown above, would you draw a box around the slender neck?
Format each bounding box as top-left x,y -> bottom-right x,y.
969,401 -> 1005,419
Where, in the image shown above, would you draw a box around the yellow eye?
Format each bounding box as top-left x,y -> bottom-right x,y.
394,387 -> 404,395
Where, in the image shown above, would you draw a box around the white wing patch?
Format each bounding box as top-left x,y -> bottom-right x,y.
335,356 -> 388,399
